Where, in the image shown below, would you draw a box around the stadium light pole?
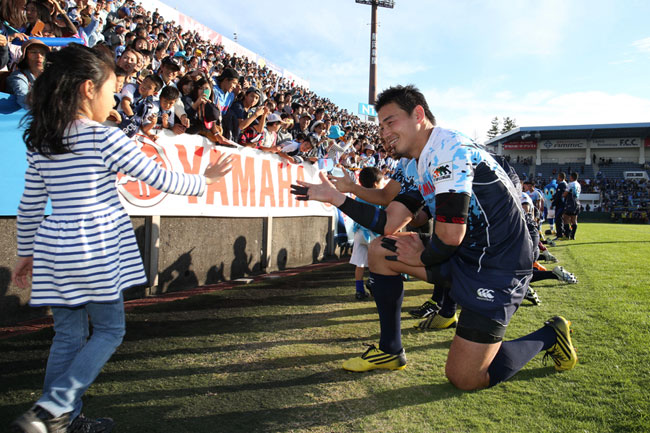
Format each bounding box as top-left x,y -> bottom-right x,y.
355,0 -> 394,121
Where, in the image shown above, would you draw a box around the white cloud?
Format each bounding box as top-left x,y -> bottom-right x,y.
423,87 -> 650,143
632,37 -> 650,53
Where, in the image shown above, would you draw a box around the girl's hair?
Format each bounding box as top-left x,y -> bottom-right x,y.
24,0 -> 52,29
176,73 -> 194,95
23,44 -> 116,156
0,0 -> 26,28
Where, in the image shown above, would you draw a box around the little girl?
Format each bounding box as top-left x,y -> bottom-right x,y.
11,44 -> 231,433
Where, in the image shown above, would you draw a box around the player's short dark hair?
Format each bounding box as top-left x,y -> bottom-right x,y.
571,172 -> 579,181
359,166 -> 382,189
375,84 -> 435,124
558,172 -> 566,181
160,85 -> 180,101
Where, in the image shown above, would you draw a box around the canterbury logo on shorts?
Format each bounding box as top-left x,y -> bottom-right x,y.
476,288 -> 495,302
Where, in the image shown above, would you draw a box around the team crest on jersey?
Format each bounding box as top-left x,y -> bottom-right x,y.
432,162 -> 453,183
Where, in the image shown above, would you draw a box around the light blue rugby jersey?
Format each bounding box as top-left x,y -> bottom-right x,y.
388,157 -> 420,196
405,127 -> 533,274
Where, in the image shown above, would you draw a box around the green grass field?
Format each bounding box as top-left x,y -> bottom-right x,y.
1,223 -> 649,432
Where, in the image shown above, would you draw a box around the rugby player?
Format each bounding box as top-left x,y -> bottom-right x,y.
292,85 -> 577,389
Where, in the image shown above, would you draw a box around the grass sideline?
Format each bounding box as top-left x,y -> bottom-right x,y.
1,223 -> 649,432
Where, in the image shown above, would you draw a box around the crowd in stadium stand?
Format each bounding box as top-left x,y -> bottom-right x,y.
1,0 -> 648,223
599,178 -> 649,223
0,0 -> 396,174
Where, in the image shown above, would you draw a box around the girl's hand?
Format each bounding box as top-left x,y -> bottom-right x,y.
12,257 -> 33,289
204,152 -> 233,184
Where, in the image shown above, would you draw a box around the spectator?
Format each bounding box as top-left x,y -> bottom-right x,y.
154,85 -> 176,127
360,144 -> 376,167
213,67 -> 239,114
6,39 -> 49,109
291,112 -> 311,138
103,4 -> 130,34
277,113 -> 294,144
115,46 -> 139,81
258,112 -> 282,153
0,0 -> 27,69
278,132 -> 316,164
182,76 -> 225,142
21,0 -> 52,35
118,73 -> 163,138
224,86 -> 263,141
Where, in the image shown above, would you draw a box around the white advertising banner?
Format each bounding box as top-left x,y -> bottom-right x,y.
117,131 -> 335,218
591,138 -> 641,148
540,139 -> 587,149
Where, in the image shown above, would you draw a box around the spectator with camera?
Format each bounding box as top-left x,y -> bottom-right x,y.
6,39 -> 49,109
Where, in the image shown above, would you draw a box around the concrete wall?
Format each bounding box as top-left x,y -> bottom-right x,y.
0,215 -> 334,326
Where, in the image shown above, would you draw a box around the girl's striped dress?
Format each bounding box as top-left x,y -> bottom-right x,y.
17,118 -> 206,307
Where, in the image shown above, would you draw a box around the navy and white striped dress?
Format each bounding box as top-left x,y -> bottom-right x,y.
17,118 -> 206,307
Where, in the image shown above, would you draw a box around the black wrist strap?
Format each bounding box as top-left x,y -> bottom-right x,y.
338,196 -> 387,235
420,231 -> 458,267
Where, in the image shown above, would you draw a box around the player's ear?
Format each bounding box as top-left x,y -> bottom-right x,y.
413,105 -> 426,123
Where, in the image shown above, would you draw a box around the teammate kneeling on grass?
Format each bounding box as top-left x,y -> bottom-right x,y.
291,85 -> 577,390
521,194 -> 578,306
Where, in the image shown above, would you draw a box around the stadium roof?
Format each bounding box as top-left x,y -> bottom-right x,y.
484,122 -> 650,146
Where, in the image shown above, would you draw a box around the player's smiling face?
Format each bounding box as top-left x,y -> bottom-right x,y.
378,102 -> 419,158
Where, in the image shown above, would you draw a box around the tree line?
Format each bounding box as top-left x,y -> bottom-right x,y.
486,116 -> 517,140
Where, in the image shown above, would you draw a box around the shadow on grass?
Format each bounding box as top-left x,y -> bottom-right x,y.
122,311 -> 380,342
98,382 -> 460,433
191,383 -> 458,433
132,287 -> 432,314
3,337 -> 449,394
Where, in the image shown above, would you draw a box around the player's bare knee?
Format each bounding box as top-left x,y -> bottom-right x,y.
368,237 -> 387,270
445,365 -> 485,391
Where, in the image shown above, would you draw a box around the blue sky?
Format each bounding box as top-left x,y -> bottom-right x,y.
160,0 -> 650,141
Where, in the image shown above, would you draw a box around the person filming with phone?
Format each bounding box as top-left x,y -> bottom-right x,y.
181,76 -> 228,144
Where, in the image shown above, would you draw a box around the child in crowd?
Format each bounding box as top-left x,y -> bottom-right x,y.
349,166 -> 384,300
118,73 -> 163,139
278,133 -> 317,164
10,44 -> 232,433
112,66 -> 128,109
156,85 -> 180,132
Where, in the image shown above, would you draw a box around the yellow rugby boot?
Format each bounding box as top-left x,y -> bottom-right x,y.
342,344 -> 407,372
543,316 -> 578,371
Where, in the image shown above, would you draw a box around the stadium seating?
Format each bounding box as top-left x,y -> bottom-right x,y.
595,162 -> 646,179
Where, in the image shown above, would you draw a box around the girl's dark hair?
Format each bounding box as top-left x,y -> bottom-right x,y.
23,44 -> 116,156
177,73 -> 194,95
0,0 -> 26,28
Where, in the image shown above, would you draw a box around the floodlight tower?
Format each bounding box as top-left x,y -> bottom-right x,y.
355,0 -> 394,113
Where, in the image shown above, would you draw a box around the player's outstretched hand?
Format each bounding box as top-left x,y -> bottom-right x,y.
328,170 -> 355,193
381,233 -> 425,267
291,171 -> 346,206
204,152 -> 233,185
